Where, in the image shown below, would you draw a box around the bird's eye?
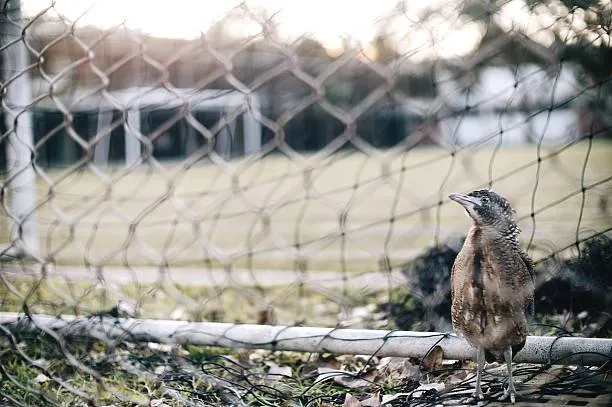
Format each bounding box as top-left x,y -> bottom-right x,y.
481,196 -> 489,204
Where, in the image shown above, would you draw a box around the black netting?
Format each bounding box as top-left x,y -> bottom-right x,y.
1,0 -> 611,405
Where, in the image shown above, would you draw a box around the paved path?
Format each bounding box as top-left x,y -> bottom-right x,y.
0,264 -> 407,289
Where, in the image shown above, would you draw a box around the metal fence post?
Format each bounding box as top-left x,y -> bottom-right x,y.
1,0 -> 38,258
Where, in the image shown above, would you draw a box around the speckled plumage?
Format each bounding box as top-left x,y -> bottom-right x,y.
449,189 -> 535,403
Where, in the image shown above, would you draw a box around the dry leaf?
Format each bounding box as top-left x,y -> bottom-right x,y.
421,345 -> 444,372
381,393 -> 410,405
360,392 -> 381,407
337,376 -> 373,389
529,365 -> 572,386
377,357 -> 420,381
264,361 -> 292,380
446,369 -> 469,384
343,393 -> 362,407
257,303 -> 276,324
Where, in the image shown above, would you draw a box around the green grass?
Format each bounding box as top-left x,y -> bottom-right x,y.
2,141 -> 611,270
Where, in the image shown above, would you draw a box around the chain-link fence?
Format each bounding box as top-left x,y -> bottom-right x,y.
1,0 -> 611,406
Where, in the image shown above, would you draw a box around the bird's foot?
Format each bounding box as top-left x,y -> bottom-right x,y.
500,382 -> 517,404
472,388 -> 485,400
460,388 -> 485,404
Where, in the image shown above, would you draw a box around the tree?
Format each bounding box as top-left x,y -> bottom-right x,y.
524,0 -> 611,82
461,0 -> 611,137
460,0 -> 610,72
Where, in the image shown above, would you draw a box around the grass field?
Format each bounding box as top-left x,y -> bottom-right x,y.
1,140 -> 611,271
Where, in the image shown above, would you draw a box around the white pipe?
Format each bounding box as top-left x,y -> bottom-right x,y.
93,109 -> 113,168
216,110 -> 234,159
0,313 -> 610,366
1,0 -> 39,257
243,98 -> 261,155
124,106 -> 141,166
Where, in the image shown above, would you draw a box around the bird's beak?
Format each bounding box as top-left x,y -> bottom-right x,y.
449,193 -> 482,209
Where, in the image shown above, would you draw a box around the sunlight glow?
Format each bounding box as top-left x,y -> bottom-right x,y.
22,0 -> 486,58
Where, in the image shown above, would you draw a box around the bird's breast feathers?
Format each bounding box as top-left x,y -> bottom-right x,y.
451,232 -> 533,349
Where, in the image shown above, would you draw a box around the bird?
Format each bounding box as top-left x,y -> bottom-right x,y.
448,189 -> 534,404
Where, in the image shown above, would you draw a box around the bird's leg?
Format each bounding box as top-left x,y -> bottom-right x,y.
501,346 -> 516,404
472,346 -> 485,400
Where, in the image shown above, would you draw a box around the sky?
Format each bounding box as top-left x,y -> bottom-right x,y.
22,0 -> 409,42
20,0 -> 547,59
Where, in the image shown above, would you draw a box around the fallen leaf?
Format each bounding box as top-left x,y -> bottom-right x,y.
421,345 -> 444,372
381,393 -> 410,405
338,376 -> 373,389
360,392 -> 381,407
446,369 -> 469,384
377,357 -> 420,381
264,361 -> 292,380
257,304 -> 276,324
343,393 -> 362,407
528,365 -> 572,386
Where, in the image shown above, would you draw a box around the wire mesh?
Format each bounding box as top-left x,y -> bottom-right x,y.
1,0 -> 611,405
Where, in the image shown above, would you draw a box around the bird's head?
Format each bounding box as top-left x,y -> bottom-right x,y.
449,189 -> 519,236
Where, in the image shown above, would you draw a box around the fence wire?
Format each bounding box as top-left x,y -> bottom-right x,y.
1,0 -> 611,405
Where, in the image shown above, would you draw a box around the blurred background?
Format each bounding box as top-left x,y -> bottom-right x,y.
1,0 -> 611,328
1,0 -> 611,332
0,0 -> 611,405
7,0 -> 612,164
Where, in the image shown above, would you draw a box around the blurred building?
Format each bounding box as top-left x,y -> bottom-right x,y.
1,15 -> 604,169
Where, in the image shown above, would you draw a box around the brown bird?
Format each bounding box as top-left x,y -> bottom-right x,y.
449,189 -> 534,403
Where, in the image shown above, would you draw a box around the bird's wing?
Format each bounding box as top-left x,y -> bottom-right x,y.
450,246 -> 474,305
518,248 -> 536,320
486,244 -> 535,323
